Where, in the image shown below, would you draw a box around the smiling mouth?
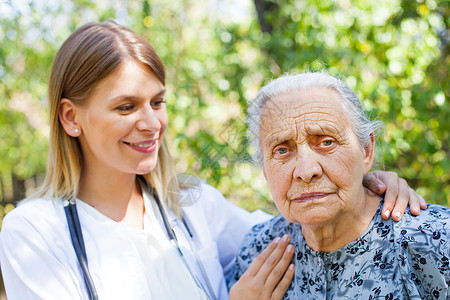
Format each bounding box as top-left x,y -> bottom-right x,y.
125,141 -> 156,148
123,140 -> 158,153
292,193 -> 329,202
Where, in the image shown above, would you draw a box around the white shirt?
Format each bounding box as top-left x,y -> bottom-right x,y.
0,183 -> 271,299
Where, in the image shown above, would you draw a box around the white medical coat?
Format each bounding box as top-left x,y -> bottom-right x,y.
0,183 -> 272,299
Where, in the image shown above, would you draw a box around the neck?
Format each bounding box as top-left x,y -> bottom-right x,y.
301,188 -> 380,252
78,165 -> 145,229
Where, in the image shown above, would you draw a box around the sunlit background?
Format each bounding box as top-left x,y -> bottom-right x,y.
0,0 -> 449,296
0,0 -> 448,227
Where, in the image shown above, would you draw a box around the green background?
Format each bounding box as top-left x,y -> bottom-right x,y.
0,0 -> 448,222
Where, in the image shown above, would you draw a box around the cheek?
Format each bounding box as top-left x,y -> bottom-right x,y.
158,109 -> 169,135
95,118 -> 128,141
84,107 -> 121,130
266,166 -> 296,221
264,161 -> 292,202
324,149 -> 365,192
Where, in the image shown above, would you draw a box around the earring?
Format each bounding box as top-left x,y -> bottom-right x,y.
74,128 -> 79,134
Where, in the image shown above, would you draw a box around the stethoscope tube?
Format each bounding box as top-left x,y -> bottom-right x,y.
64,180 -> 217,300
147,183 -> 217,300
64,201 -> 99,300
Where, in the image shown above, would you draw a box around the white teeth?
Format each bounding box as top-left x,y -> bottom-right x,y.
128,141 -> 155,148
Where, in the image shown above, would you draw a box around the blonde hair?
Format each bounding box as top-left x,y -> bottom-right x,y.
29,21 -> 180,214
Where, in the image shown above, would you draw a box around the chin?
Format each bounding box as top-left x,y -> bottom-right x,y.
135,162 -> 158,175
282,207 -> 334,225
295,214 -> 336,226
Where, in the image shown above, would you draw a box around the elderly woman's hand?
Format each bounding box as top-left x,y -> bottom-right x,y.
363,171 -> 427,221
229,235 -> 295,300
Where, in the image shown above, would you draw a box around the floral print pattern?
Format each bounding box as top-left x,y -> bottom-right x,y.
227,202 -> 450,299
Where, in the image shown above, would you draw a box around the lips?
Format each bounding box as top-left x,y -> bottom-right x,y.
123,139 -> 158,153
291,192 -> 329,202
127,141 -> 155,148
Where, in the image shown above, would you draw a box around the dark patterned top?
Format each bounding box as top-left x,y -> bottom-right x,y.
227,203 -> 450,299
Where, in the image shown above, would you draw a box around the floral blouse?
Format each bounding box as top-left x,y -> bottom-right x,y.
227,203 -> 450,299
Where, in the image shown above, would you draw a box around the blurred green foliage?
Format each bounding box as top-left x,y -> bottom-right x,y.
0,0 -> 448,223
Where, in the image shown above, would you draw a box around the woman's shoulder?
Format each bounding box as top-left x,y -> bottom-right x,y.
393,204 -> 450,235
420,204 -> 450,221
391,204 -> 449,267
180,181 -> 272,242
242,215 -> 296,249
180,181 -> 265,219
178,181 -> 223,206
390,204 -> 450,297
1,198 -> 65,233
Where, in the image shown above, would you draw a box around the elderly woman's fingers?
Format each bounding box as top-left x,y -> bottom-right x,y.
270,264 -> 295,300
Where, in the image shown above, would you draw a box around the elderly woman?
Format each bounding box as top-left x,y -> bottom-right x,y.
228,72 -> 449,299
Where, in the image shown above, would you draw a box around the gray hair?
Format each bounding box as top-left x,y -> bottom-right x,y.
247,71 -> 383,166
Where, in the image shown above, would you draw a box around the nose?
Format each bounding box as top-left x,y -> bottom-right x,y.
136,106 -> 161,133
292,145 -> 322,183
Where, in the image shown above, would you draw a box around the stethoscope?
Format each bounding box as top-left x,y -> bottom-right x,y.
64,180 -> 217,300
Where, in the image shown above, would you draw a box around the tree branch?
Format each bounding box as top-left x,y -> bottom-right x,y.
253,0 -> 278,34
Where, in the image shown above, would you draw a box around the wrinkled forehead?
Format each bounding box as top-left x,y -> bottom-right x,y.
259,87 -> 351,139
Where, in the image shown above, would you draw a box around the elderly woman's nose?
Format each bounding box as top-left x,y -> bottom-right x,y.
136,107 -> 161,132
292,147 -> 322,183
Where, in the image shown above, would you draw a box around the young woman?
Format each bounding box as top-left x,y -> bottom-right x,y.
0,21 -> 426,300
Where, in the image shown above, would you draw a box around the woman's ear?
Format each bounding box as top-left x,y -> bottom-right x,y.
363,132 -> 376,175
59,98 -> 81,137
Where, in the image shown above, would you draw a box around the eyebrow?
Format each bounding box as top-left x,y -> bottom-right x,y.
304,122 -> 342,136
107,88 -> 166,103
264,122 -> 343,147
264,130 -> 295,147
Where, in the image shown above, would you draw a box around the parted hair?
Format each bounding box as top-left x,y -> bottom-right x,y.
30,21 -> 180,213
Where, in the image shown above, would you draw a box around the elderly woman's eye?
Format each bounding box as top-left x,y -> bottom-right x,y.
322,140 -> 334,146
276,147 -> 288,155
